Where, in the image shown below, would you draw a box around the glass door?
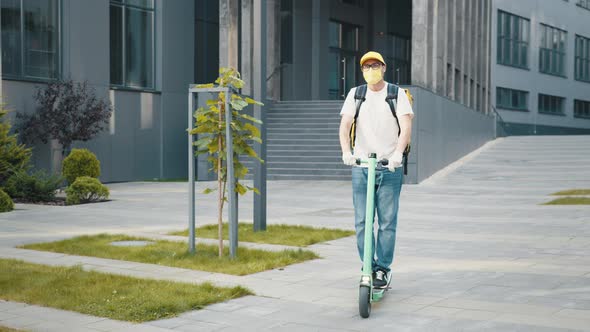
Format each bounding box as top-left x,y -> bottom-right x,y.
328,21 -> 359,99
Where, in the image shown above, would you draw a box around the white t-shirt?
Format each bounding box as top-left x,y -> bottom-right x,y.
340,82 -> 414,162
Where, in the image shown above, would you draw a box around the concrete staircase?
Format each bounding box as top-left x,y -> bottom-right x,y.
243,100 -> 350,180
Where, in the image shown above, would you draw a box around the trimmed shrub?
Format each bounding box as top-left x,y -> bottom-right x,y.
0,188 -> 14,212
0,106 -> 32,187
62,148 -> 100,184
4,170 -> 63,202
65,176 -> 109,205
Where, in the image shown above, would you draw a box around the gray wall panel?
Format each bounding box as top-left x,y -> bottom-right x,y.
62,0 -> 109,86
161,92 -> 189,180
106,91 -> 140,182
406,86 -> 495,183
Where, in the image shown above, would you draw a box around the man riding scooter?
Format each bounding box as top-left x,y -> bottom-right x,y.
338,51 -> 414,289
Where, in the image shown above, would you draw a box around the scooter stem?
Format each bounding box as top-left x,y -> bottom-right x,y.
362,153 -> 377,281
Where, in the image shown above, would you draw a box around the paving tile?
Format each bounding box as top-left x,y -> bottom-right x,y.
555,308 -> 590,321
435,298 -> 561,316
415,305 -> 464,318
85,319 -> 138,331
173,321 -> 227,332
400,296 -> 445,306
147,318 -> 194,329
452,309 -> 501,321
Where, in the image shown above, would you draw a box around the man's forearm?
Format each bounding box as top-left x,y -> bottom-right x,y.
395,134 -> 410,154
395,118 -> 412,154
339,120 -> 352,154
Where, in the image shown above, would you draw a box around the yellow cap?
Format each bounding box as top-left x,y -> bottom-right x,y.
360,51 -> 385,66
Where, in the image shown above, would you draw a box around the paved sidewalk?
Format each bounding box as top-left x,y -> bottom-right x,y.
1,136 -> 590,331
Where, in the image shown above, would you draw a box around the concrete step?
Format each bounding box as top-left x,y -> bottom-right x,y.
252,150 -> 342,157
264,168 -> 350,176
267,133 -> 339,140
244,174 -> 350,180
267,138 -> 339,146
268,107 -> 341,111
264,161 -> 347,169
267,144 -> 339,151
266,118 -> 340,124
267,109 -> 341,114
267,128 -> 340,133
267,114 -> 340,120
240,165 -> 348,174
266,174 -> 350,180
274,100 -> 343,104
265,123 -> 340,129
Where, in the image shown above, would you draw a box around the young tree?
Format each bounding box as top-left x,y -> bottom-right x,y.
0,104 -> 32,187
191,68 -> 263,257
16,80 -> 112,157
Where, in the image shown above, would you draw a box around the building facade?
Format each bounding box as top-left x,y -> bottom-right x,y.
1,0 -> 194,182
1,0 -> 495,183
492,0 -> 590,135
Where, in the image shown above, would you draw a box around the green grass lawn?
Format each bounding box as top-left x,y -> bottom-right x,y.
551,189 -> 590,196
543,197 -> 590,205
21,234 -> 319,276
170,223 -> 355,247
0,259 -> 251,322
0,326 -> 23,332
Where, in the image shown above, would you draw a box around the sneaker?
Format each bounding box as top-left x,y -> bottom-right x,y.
373,269 -> 390,288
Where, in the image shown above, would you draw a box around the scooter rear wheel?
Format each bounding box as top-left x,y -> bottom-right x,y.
359,285 -> 371,318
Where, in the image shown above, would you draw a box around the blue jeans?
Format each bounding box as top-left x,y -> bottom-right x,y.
352,166 -> 403,273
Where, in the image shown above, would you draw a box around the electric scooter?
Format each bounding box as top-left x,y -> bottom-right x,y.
356,153 -> 392,318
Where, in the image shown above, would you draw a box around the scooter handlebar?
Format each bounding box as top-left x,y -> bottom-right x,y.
355,158 -> 389,166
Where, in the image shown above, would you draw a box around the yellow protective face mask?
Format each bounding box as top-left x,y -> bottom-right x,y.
363,68 -> 383,85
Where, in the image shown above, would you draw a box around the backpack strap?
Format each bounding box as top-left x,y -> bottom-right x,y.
349,85 -> 367,150
385,83 -> 400,134
353,84 -> 367,121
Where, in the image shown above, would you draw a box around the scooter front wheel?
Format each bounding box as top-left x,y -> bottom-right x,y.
359,285 -> 371,318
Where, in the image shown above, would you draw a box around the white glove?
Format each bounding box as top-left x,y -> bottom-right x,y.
342,151 -> 357,166
387,151 -> 403,171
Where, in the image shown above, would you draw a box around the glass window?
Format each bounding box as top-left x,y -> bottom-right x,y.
127,0 -> 153,9
328,21 -> 358,51
328,50 -> 339,99
110,4 -> 124,85
280,0 -> 293,64
574,99 -> 590,118
1,0 -> 60,80
341,0 -> 361,6
194,0 -> 219,84
341,24 -> 358,51
110,0 -> 155,89
328,21 -> 340,49
575,34 -> 590,82
539,23 -> 567,77
538,94 -> 565,115
384,34 -> 411,84
497,10 -> 529,68
496,87 -> 528,111
578,0 -> 590,10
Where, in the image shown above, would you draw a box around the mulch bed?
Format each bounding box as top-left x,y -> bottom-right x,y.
13,197 -> 67,206
13,197 -> 110,206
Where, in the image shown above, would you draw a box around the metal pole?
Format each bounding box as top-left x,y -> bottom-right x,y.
188,91 -> 196,254
253,0 -> 267,232
225,87 -> 238,258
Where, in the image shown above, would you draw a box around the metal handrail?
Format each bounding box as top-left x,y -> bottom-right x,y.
489,104 -> 509,136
